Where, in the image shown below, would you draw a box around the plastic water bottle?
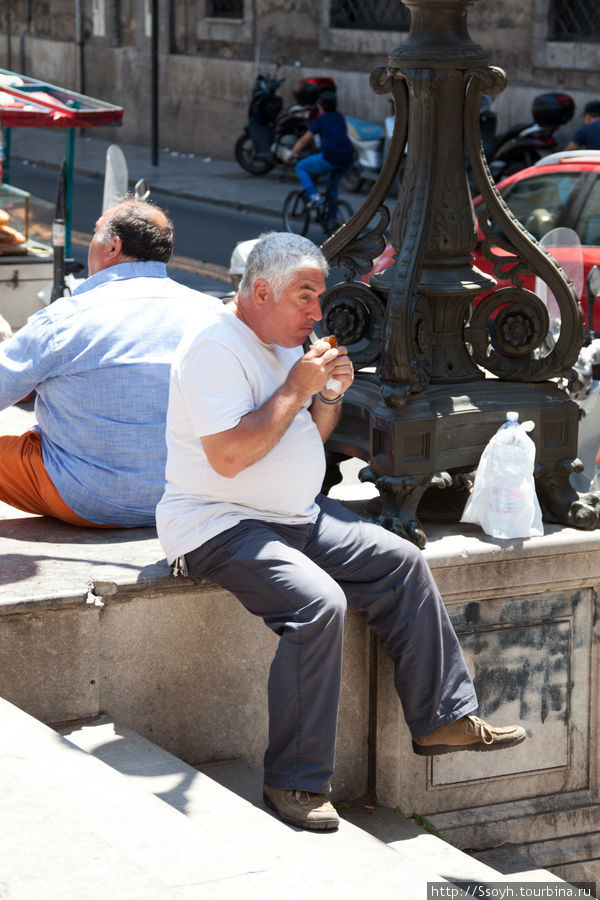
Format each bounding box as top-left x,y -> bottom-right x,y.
461,411 -> 543,538
484,412 -> 537,538
500,410 -> 519,430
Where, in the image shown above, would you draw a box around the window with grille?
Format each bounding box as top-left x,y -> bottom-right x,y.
549,0 -> 600,42
330,0 -> 410,31
207,0 -> 243,17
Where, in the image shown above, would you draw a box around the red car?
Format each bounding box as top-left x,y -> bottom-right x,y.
369,150 -> 600,327
472,150 -> 600,329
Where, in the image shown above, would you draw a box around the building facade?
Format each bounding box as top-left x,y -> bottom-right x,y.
0,0 -> 599,159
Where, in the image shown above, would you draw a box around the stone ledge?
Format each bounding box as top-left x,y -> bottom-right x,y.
4,510 -> 600,612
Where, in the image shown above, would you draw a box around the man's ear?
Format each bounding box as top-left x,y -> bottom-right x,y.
253,278 -> 273,308
105,234 -> 124,262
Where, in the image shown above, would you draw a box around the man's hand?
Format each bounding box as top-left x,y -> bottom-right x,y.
286,129 -> 314,162
312,339 -> 354,399
287,340 -> 353,402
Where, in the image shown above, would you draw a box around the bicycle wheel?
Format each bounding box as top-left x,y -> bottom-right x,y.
323,199 -> 353,236
283,190 -> 310,236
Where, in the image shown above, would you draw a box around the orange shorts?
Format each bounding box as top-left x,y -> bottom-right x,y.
0,430 -> 107,527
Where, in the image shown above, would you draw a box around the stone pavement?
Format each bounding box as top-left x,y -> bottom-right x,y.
7,126 -> 362,218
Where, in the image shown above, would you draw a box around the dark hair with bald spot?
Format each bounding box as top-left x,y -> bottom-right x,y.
98,197 -> 174,263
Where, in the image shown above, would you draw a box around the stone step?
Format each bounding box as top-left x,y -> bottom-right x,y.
341,805 -> 568,885
474,842 -> 600,891
54,712 -> 567,896
2,697 -> 470,899
0,698 -> 261,899
429,791 -> 600,852
1,693 -> 576,899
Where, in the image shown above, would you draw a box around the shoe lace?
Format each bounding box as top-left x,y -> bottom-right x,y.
292,790 -> 312,805
467,714 -> 494,744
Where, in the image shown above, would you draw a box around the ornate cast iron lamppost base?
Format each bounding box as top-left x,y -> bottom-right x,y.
316,0 -> 597,546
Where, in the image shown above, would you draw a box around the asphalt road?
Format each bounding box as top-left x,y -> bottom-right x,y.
10,160 -> 280,294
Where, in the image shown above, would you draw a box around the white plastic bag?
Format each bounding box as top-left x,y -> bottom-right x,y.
461,411 -> 544,539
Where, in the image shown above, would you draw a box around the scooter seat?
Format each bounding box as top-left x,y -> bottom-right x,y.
345,116 -> 384,142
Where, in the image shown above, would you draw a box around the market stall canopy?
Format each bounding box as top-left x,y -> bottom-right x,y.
0,69 -> 123,129
0,68 -> 124,262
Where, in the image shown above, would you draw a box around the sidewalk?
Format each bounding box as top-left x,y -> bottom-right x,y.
7,127 -> 360,217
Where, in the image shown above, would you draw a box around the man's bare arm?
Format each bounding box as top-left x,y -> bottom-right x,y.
202,343 -> 343,477
202,383 -> 308,477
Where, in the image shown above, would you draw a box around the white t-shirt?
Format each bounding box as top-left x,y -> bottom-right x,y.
156,304 -> 326,562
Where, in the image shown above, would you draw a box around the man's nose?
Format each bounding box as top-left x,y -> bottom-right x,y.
310,299 -> 323,321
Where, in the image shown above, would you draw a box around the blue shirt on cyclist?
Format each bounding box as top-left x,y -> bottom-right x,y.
287,91 -> 354,208
310,109 -> 354,169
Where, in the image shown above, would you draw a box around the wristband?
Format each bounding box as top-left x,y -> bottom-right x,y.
318,391 -> 344,405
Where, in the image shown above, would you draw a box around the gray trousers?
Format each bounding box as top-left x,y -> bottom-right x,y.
185,495 -> 477,794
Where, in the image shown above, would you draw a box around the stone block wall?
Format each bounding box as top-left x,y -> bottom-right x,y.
0,0 -> 598,158
374,524 -> 600,878
0,576 -> 370,803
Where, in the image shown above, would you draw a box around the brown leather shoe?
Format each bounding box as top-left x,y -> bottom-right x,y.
263,784 -> 340,831
412,713 -> 527,756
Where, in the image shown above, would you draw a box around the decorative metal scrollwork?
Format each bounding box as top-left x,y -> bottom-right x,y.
381,290 -> 433,406
327,207 -> 390,281
314,282 -> 386,369
464,66 -> 584,382
320,66 -> 408,281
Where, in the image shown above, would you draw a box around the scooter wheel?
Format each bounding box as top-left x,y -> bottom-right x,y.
502,154 -> 540,178
234,134 -> 276,175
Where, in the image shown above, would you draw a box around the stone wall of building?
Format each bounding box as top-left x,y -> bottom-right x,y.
0,0 -> 598,159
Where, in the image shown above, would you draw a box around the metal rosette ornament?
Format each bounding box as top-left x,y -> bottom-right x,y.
313,281 -> 386,370
464,66 -> 584,384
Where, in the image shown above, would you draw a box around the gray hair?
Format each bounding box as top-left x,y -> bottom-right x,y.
238,232 -> 329,301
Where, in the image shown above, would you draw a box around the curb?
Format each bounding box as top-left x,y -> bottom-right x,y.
10,152 -> 291,220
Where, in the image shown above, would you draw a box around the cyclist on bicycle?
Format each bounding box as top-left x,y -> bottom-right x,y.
286,91 -> 354,213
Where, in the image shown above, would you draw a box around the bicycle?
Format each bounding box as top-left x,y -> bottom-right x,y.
282,170 -> 353,239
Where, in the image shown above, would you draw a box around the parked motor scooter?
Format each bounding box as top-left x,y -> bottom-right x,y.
342,101 -> 396,193
488,91 -> 575,180
345,95 -> 497,195
234,67 -> 336,176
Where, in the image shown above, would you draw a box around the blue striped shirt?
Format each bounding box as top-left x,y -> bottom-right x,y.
0,261 -> 218,525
